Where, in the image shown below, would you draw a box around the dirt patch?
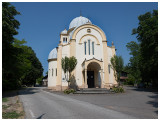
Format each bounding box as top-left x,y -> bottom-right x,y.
2,90 -> 25,119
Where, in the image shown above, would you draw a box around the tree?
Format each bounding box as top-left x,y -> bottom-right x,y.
126,41 -> 141,84
2,3 -> 44,90
61,56 -> 77,81
2,2 -> 21,90
13,39 -> 44,86
68,56 -> 77,79
61,57 -> 69,81
110,55 -> 124,86
132,10 -> 158,88
21,46 -> 43,86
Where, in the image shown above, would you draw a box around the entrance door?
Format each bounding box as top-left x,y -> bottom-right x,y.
87,71 -> 94,88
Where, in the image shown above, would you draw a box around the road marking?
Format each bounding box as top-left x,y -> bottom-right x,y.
29,109 -> 35,118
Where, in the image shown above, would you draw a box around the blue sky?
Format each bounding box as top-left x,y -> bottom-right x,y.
12,2 -> 158,75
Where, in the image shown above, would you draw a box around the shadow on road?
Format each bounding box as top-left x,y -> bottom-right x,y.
2,87 -> 41,98
36,113 -> 46,119
125,86 -> 158,115
147,94 -> 158,114
2,90 -> 18,98
18,87 -> 41,96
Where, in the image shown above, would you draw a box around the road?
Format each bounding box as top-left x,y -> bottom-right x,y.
19,87 -> 136,119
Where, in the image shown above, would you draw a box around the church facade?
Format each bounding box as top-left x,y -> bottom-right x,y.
48,16 -> 117,91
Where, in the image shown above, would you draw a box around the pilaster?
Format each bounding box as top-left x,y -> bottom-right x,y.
56,44 -> 62,91
102,41 -> 109,86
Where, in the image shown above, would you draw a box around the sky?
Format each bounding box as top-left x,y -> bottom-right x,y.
11,2 -> 158,75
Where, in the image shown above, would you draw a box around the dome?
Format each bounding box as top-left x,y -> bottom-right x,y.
69,16 -> 92,29
61,29 -> 67,34
48,48 -> 57,60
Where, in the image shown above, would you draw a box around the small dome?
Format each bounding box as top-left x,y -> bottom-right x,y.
69,16 -> 92,29
61,29 -> 67,34
48,48 -> 57,60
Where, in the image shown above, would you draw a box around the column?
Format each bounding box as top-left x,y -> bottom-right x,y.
84,69 -> 88,88
56,44 -> 62,91
102,41 -> 109,87
100,69 -> 104,88
70,39 -> 76,77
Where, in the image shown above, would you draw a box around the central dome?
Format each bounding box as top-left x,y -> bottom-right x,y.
69,16 -> 92,29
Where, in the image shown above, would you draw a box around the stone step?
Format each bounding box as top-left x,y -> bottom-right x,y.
74,91 -> 114,94
80,88 -> 108,91
74,88 -> 114,94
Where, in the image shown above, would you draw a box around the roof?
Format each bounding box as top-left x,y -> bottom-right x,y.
69,16 -> 92,29
48,48 -> 57,60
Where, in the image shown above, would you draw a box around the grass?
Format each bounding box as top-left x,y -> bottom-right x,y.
2,90 -> 25,119
2,98 -> 8,102
2,111 -> 23,119
2,105 -> 10,109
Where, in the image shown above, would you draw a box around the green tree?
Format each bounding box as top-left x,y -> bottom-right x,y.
2,3 -> 44,90
68,56 -> 77,79
61,56 -> 77,81
132,10 -> 158,88
13,39 -> 44,86
21,46 -> 43,86
126,41 -> 141,84
2,2 -> 21,90
110,55 -> 124,86
61,57 -> 69,81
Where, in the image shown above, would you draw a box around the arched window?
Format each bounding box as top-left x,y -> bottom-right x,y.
88,40 -> 90,55
84,41 -> 87,55
63,37 -> 65,43
92,42 -> 94,55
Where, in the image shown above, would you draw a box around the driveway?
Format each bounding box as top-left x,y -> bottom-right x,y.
18,86 -> 157,119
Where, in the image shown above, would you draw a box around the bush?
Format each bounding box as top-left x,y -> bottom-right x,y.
112,87 -> 124,93
123,74 -> 135,86
64,89 -> 75,94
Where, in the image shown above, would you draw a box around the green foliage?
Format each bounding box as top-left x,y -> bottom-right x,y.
111,87 -> 124,93
68,56 -> 77,74
36,76 -> 43,85
2,111 -> 23,119
2,2 -> 20,44
126,41 -> 141,83
61,56 -> 69,80
2,2 -> 22,90
2,98 -> 8,102
63,89 -> 75,94
123,74 -> 135,85
61,56 -> 77,81
128,10 -> 158,88
2,3 -> 43,90
21,46 -> 43,86
110,55 -> 124,85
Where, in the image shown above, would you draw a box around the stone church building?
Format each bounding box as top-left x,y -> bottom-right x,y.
48,15 -> 117,91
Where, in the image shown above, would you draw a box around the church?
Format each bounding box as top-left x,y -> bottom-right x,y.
48,15 -> 117,91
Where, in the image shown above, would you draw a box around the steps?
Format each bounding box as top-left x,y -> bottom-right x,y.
74,88 -> 114,94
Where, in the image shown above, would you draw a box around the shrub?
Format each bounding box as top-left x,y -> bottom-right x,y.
64,89 -> 75,94
112,87 -> 124,93
123,74 -> 135,85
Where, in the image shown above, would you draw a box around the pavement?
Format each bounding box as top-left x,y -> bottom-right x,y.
18,86 -> 158,119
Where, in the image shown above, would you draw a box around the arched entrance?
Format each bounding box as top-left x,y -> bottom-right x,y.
87,62 -> 101,88
82,58 -> 103,88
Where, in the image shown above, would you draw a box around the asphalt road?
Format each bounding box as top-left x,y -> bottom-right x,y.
65,86 -> 158,119
19,87 -> 137,119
